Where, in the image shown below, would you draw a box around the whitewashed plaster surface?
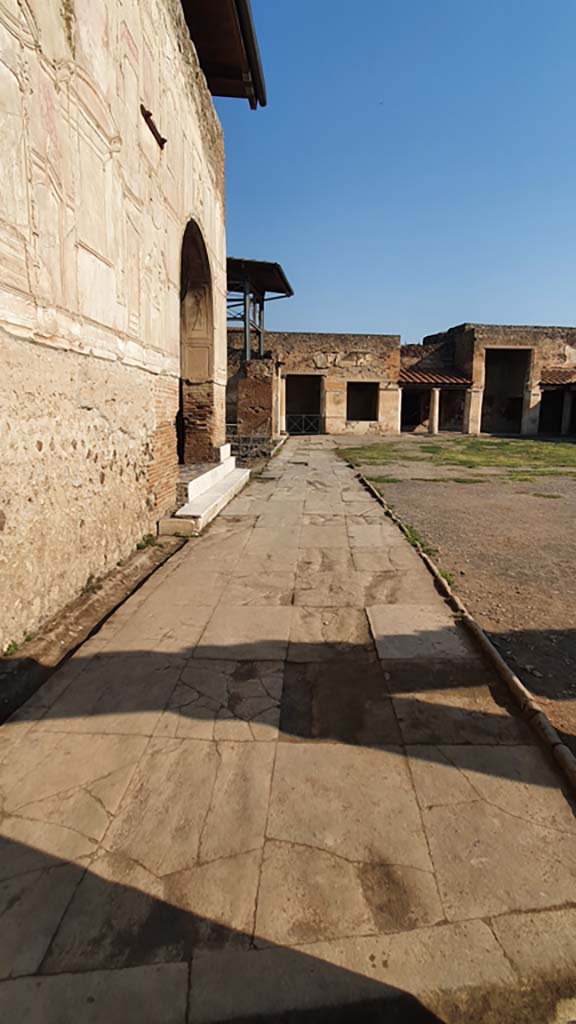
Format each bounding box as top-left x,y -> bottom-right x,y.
0,0 -> 228,648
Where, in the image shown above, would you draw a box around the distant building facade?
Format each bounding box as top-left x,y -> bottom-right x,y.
227,324 -> 576,439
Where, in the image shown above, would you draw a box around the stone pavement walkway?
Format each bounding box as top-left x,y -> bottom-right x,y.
1,437 -> 576,1023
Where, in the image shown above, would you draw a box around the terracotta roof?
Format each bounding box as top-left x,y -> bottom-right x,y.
540,368 -> 576,385
399,369 -> 472,386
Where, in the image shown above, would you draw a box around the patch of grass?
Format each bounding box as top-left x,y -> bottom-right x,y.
339,437 -> 576,472
136,533 -> 158,550
531,492 -> 562,500
3,640 -> 19,656
419,443 -> 444,453
402,523 -> 437,558
338,444 -> 427,466
438,568 -> 456,587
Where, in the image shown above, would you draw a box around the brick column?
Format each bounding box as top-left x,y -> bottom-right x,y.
429,388 -> 440,435
237,359 -> 276,437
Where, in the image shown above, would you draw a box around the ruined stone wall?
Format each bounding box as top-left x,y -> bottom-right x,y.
0,0 -> 227,648
227,331 -> 402,435
424,324 -> 576,387
399,341 -> 455,373
265,332 -> 401,381
236,358 -> 279,436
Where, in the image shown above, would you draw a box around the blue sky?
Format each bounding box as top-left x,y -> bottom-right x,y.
215,0 -> 576,342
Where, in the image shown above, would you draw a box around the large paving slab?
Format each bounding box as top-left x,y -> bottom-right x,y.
0,436 -> 574,1022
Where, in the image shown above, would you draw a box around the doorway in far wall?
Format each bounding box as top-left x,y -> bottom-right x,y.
539,390 -> 564,434
401,389 -> 430,431
285,375 -> 322,434
481,349 -> 530,434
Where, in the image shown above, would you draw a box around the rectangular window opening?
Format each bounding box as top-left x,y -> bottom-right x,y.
346,382 -> 379,422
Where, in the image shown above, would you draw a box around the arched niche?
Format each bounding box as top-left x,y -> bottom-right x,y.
177,220 -> 216,464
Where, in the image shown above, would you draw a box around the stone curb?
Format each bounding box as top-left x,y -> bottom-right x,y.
357,471 -> 576,797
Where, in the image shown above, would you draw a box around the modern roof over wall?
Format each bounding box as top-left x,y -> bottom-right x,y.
540,368 -> 576,386
181,0 -> 267,109
227,258 -> 294,298
399,369 -> 472,387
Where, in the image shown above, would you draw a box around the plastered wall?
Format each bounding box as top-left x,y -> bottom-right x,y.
0,0 -> 227,648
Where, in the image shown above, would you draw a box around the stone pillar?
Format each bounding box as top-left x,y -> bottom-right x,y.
323,378 -> 346,434
378,385 -> 401,434
561,390 -> 574,435
279,377 -> 286,433
521,386 -> 541,435
464,388 -> 483,435
429,388 -> 440,435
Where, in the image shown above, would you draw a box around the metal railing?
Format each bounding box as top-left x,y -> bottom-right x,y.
286,413 -> 323,435
226,419 -> 276,464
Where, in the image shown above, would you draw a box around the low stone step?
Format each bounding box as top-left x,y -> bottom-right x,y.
182,456 -> 237,503
159,467 -> 250,536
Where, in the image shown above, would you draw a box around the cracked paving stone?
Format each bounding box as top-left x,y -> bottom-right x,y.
41,848 -> 261,971
352,545 -> 416,572
102,739 -> 220,875
280,660 -> 400,745
294,571 -> 406,608
368,604 -> 475,662
432,744 -> 576,833
103,736 -> 275,875
0,861 -> 85,979
0,963 -> 188,1022
195,607 -> 291,661
255,840 -> 442,948
0,732 -> 147,864
40,651 -> 184,735
299,525 -> 350,548
289,608 -> 373,661
385,659 -> 531,745
243,527 -> 301,554
267,743 -> 434,871
423,796 -> 576,920
218,572 -> 295,607
188,922 -> 513,1024
297,547 -> 356,574
154,661 -> 284,742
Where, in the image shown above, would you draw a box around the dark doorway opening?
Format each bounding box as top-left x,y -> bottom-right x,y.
539,390 -> 564,434
401,389 -> 430,432
480,349 -> 529,434
346,382 -> 379,422
286,375 -> 322,434
439,389 -> 465,432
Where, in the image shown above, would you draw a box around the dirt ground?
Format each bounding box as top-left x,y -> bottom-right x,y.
339,434 -> 576,754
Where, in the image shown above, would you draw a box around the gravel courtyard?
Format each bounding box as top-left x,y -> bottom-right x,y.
340,434 -> 576,754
